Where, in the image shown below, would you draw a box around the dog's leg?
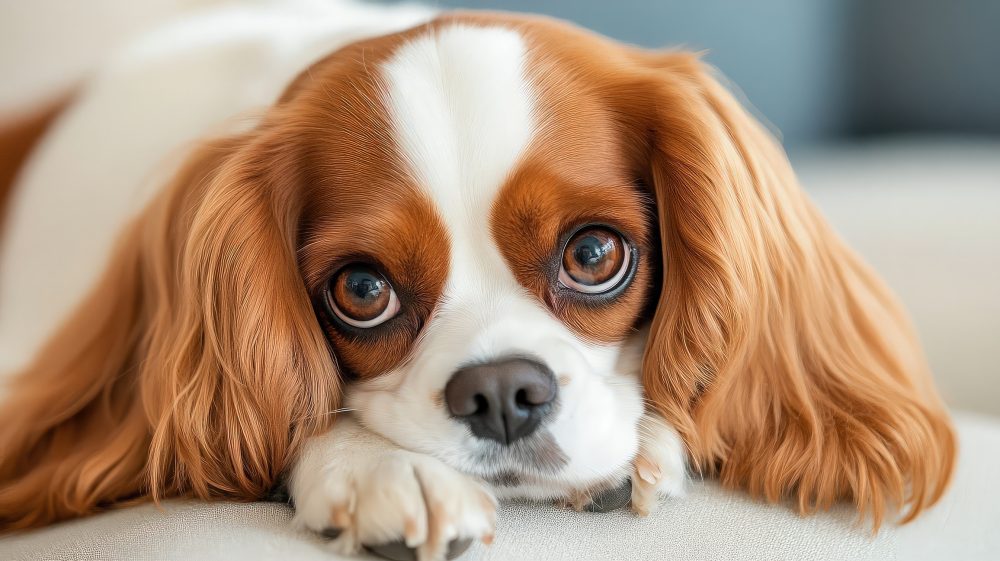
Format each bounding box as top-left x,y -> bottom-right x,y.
630,411 -> 687,516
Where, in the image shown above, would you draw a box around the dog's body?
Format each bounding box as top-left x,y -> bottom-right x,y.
0,1 -> 954,558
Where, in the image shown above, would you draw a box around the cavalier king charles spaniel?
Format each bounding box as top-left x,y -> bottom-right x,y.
0,1 -> 955,559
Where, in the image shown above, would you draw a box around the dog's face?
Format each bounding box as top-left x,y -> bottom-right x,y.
293,22 -> 659,498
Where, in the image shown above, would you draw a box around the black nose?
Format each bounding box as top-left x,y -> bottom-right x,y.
444,357 -> 557,445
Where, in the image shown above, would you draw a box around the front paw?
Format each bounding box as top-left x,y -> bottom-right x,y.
293,433 -> 496,561
630,412 -> 687,516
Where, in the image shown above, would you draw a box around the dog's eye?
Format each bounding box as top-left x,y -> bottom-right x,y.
558,227 -> 631,294
326,265 -> 400,328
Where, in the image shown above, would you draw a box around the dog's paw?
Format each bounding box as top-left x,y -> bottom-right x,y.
630,412 -> 686,516
292,427 -> 496,561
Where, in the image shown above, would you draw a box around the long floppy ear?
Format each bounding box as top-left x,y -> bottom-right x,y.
0,130 -> 338,530
630,54 -> 955,527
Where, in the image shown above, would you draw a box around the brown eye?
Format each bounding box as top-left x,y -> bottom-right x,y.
326,264 -> 400,328
558,227 -> 631,294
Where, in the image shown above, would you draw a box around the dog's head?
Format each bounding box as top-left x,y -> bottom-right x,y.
0,13 -> 954,529
294,19 -> 665,499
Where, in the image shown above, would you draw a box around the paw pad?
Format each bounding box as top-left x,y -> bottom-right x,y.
583,479 -> 633,513
320,527 -> 344,540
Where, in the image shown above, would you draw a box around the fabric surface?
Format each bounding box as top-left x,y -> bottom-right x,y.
0,486 -> 890,561
3,412 -> 997,561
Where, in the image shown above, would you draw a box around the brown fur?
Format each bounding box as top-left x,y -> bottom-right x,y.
0,124 -> 342,528
0,12 -> 954,532
635,50 -> 954,531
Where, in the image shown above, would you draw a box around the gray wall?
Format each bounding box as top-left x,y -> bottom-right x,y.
852,0 -> 1000,136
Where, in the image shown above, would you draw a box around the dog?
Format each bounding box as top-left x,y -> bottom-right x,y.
0,1 -> 955,558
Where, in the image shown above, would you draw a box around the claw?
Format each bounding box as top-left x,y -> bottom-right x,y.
634,456 -> 661,485
330,504 -> 352,529
403,516 -> 423,548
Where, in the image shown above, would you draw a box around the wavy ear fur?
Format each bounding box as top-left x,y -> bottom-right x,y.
0,129 -> 339,530
628,54 -> 955,527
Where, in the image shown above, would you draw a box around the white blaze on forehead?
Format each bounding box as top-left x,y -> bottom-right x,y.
382,24 -> 535,257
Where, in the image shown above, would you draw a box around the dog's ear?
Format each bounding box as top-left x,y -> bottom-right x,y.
621,53 -> 956,527
0,129 -> 339,530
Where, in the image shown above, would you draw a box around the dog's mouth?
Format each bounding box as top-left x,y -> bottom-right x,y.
461,428 -> 632,509
470,430 -> 569,477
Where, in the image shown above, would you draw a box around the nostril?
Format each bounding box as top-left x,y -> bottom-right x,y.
514,388 -> 543,410
473,394 -> 489,415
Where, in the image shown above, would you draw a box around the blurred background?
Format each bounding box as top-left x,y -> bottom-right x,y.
1,0 -> 998,416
